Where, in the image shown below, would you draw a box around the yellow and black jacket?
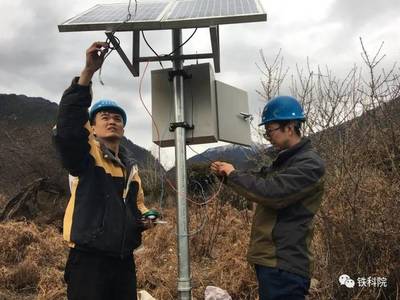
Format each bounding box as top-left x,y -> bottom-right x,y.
54,78 -> 149,257
226,138 -> 325,278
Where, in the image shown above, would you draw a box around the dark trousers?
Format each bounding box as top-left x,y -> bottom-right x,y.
64,248 -> 137,300
255,265 -> 310,300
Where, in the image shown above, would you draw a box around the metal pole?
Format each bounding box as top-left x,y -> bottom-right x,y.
172,28 -> 191,299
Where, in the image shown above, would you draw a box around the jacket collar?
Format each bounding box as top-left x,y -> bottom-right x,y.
119,141 -> 138,168
97,138 -> 138,171
272,137 -> 312,168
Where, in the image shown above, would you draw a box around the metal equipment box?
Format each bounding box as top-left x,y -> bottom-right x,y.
151,63 -> 251,147
215,80 -> 252,146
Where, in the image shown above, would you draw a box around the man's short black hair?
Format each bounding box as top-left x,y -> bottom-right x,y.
276,120 -> 303,136
89,109 -> 123,126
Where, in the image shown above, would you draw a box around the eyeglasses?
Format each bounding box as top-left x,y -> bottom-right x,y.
262,126 -> 281,138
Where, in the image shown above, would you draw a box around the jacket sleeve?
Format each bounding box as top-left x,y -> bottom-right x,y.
53,77 -> 93,176
226,155 -> 325,210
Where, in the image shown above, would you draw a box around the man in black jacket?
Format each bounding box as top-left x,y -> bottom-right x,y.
54,42 -> 155,300
211,96 -> 325,300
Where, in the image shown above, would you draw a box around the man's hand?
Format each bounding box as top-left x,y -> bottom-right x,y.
141,218 -> 157,231
78,41 -> 109,86
210,161 -> 235,177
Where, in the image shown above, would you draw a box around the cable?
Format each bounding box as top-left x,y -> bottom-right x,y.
141,31 -> 165,69
178,178 -> 224,237
187,145 -> 214,164
191,179 -> 207,199
98,0 -> 137,85
140,28 -> 198,69
167,28 -> 198,56
139,61 -> 166,217
98,35 -> 121,85
126,0 -> 138,21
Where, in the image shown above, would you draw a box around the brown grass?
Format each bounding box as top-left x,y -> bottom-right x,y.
137,203 -> 257,299
0,202 -> 257,300
0,221 -> 67,300
0,179 -> 398,300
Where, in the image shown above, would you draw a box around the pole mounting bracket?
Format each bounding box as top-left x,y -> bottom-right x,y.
169,122 -> 194,132
168,69 -> 192,81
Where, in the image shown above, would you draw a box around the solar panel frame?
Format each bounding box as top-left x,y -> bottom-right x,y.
58,0 -> 266,32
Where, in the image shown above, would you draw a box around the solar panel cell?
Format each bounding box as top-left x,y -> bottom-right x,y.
70,2 -> 169,24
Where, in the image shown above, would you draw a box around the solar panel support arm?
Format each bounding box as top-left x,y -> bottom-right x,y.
105,31 -> 139,77
210,26 -> 220,73
106,28 -> 218,72
137,53 -> 214,62
132,31 -> 140,76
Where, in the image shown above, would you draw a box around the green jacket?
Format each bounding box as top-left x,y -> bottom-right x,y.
227,138 -> 325,278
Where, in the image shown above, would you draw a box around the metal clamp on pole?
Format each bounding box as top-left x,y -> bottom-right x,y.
169,122 -> 194,132
168,70 -> 192,81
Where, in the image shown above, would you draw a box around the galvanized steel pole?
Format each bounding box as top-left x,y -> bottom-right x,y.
172,28 -> 191,300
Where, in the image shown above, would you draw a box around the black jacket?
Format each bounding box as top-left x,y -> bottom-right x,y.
54,78 -> 148,257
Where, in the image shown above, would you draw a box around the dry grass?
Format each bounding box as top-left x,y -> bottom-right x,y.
0,203 -> 256,300
0,180 -> 398,300
0,221 -> 67,300
310,168 -> 400,300
137,203 -> 257,299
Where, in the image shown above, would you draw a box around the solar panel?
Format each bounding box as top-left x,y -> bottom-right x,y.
58,0 -> 266,32
162,0 -> 264,28
166,0 -> 260,20
59,2 -> 172,32
72,3 -> 168,23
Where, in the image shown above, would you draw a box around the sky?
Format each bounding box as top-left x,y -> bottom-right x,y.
1,0 -> 400,169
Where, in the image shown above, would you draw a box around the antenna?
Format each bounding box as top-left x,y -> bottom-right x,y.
58,2 -> 266,299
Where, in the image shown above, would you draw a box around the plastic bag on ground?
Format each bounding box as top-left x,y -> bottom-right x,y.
137,290 -> 156,300
204,286 -> 232,300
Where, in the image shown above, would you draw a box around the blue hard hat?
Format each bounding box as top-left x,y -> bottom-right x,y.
259,96 -> 305,126
89,99 -> 127,126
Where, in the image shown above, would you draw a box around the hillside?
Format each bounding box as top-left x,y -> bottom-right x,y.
0,94 -> 64,216
186,143 -> 268,171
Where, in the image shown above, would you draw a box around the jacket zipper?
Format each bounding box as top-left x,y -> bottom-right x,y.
120,208 -> 127,259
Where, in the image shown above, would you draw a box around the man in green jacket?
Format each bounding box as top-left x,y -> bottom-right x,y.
211,96 -> 325,300
54,42 -> 157,300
